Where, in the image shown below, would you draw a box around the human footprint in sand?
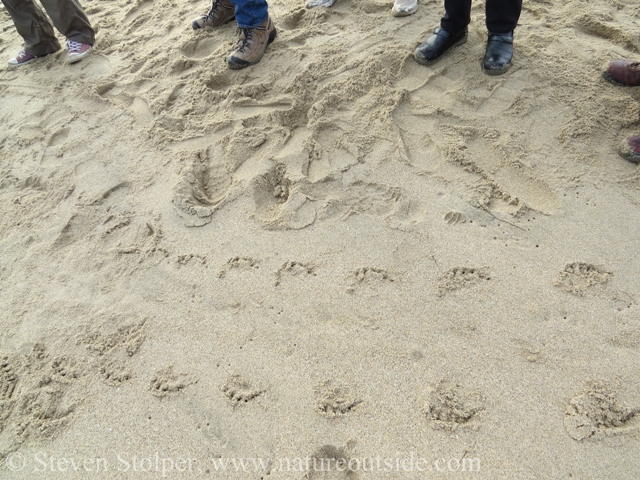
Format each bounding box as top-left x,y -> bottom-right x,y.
603,60 -> 640,164
2,0 -> 94,67
306,0 -> 418,17
413,0 -> 522,75
191,0 -> 276,69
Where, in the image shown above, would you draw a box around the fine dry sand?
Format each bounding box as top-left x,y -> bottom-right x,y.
1,0 -> 640,478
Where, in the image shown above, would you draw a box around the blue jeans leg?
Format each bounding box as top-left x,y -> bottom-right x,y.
230,0 -> 269,28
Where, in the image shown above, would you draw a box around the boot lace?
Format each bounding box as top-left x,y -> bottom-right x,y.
205,0 -> 222,22
66,39 -> 84,53
236,27 -> 260,53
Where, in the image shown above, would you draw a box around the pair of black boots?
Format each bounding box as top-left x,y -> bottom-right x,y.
414,27 -> 514,75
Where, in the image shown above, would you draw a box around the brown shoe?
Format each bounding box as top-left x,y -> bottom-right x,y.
192,0 -> 235,30
227,16 -> 276,69
618,135 -> 640,163
603,60 -> 640,87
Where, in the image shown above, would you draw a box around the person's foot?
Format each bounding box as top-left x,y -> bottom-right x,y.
192,0 -> 235,29
306,0 -> 336,7
603,60 -> 640,87
392,0 -> 418,17
483,32 -> 513,75
618,135 -> 640,163
227,16 -> 276,69
414,27 -> 467,66
66,39 -> 91,64
8,50 -> 37,67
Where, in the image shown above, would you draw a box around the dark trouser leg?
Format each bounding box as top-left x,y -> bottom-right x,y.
1,0 -> 61,56
440,0 -> 472,34
39,0 -> 95,45
486,0 -> 522,34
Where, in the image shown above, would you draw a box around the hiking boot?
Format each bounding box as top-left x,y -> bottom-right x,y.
306,0 -> 337,7
8,50 -> 37,67
392,0 -> 418,17
192,0 -> 236,29
227,16 -> 276,69
66,39 -> 92,64
618,135 -> 640,164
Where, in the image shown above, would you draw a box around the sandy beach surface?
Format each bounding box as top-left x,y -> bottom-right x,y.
1,0 -> 640,478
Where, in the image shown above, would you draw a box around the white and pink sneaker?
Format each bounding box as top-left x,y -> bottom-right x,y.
8,50 -> 37,67
66,39 -> 92,64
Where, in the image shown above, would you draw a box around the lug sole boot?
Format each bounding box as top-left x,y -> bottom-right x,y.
227,16 -> 277,70
192,0 -> 235,30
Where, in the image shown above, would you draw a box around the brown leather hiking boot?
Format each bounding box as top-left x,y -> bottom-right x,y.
603,60 -> 640,87
192,0 -> 235,30
618,135 -> 640,163
227,16 -> 276,69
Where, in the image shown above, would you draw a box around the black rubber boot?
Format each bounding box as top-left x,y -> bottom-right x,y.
483,32 -> 513,75
414,27 -> 468,66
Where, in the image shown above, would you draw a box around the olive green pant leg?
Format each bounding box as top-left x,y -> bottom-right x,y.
39,0 -> 95,45
1,0 -> 61,56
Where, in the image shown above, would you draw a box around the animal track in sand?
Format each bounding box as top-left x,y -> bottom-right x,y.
218,257 -> 260,278
221,375 -> 265,404
437,267 -> 491,294
254,164 -> 290,204
350,267 -> 395,285
315,381 -> 362,417
275,261 -> 317,286
555,262 -> 612,296
173,152 -> 233,227
98,359 -> 132,386
252,164 -> 316,230
82,320 -> 146,358
443,210 -> 468,225
564,384 -> 640,441
150,367 -> 193,398
346,267 -> 396,293
424,381 -> 484,431
0,345 -> 81,457
177,253 -> 207,266
80,317 -> 146,386
0,356 -> 18,403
